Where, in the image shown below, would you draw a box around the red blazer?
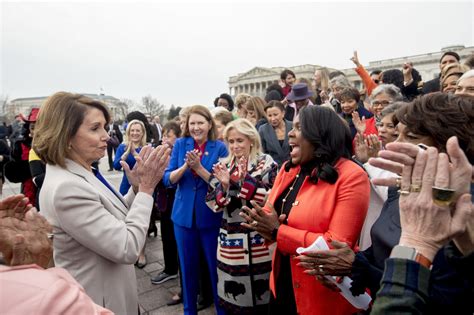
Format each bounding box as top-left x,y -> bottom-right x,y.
265,158 -> 370,315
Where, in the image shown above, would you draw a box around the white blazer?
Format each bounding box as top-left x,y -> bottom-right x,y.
40,159 -> 153,315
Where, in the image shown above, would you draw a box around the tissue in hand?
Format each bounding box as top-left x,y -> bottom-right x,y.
296,236 -> 372,310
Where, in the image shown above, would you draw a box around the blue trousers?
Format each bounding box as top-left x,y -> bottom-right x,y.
174,224 -> 224,315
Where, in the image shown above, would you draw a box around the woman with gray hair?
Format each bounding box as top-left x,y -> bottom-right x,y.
353,84 -> 403,138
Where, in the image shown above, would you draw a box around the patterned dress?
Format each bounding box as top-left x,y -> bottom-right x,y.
206,154 -> 278,315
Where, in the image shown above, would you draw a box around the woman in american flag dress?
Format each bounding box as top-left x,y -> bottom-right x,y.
206,119 -> 278,315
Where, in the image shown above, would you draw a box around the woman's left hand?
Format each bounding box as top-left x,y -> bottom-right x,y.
240,201 -> 286,240
295,240 -> 355,277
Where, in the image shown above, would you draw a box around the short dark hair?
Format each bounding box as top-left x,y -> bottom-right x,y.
280,69 -> 296,81
339,87 -> 361,103
370,69 -> 382,76
396,93 -> 474,163
381,69 -> 404,90
290,106 -> 353,184
213,93 -> 234,111
162,121 -> 181,138
329,70 -> 346,80
440,51 -> 460,63
264,100 -> 285,113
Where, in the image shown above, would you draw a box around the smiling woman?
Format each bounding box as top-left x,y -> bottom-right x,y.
32,92 -> 171,315
163,105 -> 228,314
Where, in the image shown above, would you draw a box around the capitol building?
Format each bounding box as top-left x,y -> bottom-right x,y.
8,93 -> 128,121
228,45 -> 474,98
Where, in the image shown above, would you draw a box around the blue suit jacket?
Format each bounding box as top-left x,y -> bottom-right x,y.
164,137 -> 228,229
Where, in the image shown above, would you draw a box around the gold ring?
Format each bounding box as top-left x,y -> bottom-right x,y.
395,177 -> 401,188
398,190 -> 410,196
432,186 -> 456,207
47,233 -> 54,240
251,220 -> 258,227
410,184 -> 422,193
318,265 -> 324,272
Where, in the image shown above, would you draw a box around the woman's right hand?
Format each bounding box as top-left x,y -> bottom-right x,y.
295,240 -> 355,277
137,145 -> 171,194
212,163 -> 230,191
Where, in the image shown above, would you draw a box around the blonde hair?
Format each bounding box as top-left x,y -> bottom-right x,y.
33,92 -> 110,167
235,93 -> 252,110
121,119 -> 146,161
221,118 -> 262,165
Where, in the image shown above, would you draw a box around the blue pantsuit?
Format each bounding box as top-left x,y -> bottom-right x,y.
164,137 -> 227,315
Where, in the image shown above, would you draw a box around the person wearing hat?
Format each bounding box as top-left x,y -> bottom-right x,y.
284,83 -> 314,122
6,108 -> 39,207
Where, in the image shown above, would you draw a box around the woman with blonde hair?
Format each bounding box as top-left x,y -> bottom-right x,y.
235,93 -> 252,118
244,96 -> 267,130
206,118 -> 278,314
113,119 -> 150,268
113,119 -> 147,194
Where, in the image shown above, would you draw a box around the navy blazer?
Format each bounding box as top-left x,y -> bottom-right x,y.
164,137 -> 228,229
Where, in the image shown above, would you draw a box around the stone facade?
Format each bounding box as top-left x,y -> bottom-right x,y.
229,45 -> 474,97
8,93 -> 128,121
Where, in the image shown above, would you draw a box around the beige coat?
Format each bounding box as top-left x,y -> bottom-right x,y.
40,159 -> 153,315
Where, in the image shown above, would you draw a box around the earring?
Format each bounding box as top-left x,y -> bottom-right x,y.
68,144 -> 72,150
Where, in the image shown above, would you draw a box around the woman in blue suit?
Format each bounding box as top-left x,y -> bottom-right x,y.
164,105 -> 228,315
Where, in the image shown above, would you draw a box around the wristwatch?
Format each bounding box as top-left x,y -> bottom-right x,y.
390,245 -> 432,268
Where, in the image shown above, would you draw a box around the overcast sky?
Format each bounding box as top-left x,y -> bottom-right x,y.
1,1 -> 473,107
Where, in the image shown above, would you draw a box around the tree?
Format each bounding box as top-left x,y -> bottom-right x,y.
167,104 -> 182,120
141,95 -> 165,118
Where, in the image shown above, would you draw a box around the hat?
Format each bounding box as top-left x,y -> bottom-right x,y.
20,108 -> 40,123
286,83 -> 314,102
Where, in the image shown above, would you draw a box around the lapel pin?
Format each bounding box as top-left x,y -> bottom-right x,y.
205,151 -> 209,156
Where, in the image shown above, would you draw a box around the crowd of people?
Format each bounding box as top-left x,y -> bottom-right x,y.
0,49 -> 474,315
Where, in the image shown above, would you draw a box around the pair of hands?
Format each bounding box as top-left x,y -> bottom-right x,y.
369,137 -> 473,260
354,133 -> 381,164
239,201 -> 286,241
120,144 -> 171,195
0,194 -> 52,269
212,157 -> 248,188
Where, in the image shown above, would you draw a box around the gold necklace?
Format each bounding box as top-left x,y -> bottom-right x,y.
280,170 -> 302,214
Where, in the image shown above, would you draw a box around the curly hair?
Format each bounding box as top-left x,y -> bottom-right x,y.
396,93 -> 474,162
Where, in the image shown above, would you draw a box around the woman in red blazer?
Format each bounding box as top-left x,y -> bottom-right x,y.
241,106 -> 370,315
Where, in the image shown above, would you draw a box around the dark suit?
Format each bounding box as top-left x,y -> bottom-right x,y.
422,76 -> 440,94
107,123 -> 123,170
258,120 -> 292,167
149,123 -> 162,146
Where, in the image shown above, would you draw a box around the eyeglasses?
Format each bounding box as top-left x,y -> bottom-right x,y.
372,100 -> 392,107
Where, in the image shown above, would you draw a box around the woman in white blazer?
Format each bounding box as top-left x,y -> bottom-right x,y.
32,92 -> 170,315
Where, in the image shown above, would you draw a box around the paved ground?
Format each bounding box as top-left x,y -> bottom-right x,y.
2,156 -> 215,315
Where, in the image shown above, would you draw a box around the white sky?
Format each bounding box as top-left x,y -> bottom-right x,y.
1,1 -> 473,107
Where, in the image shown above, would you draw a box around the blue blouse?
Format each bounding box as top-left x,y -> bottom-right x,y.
113,143 -> 141,195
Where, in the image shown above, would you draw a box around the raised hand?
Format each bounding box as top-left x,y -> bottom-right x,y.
350,50 -> 361,67
212,163 -> 230,191
352,111 -> 366,135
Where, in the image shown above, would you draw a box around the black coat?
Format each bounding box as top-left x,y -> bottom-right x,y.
422,76 -> 441,94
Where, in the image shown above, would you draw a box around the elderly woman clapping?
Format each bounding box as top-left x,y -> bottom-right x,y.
33,92 -> 170,315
